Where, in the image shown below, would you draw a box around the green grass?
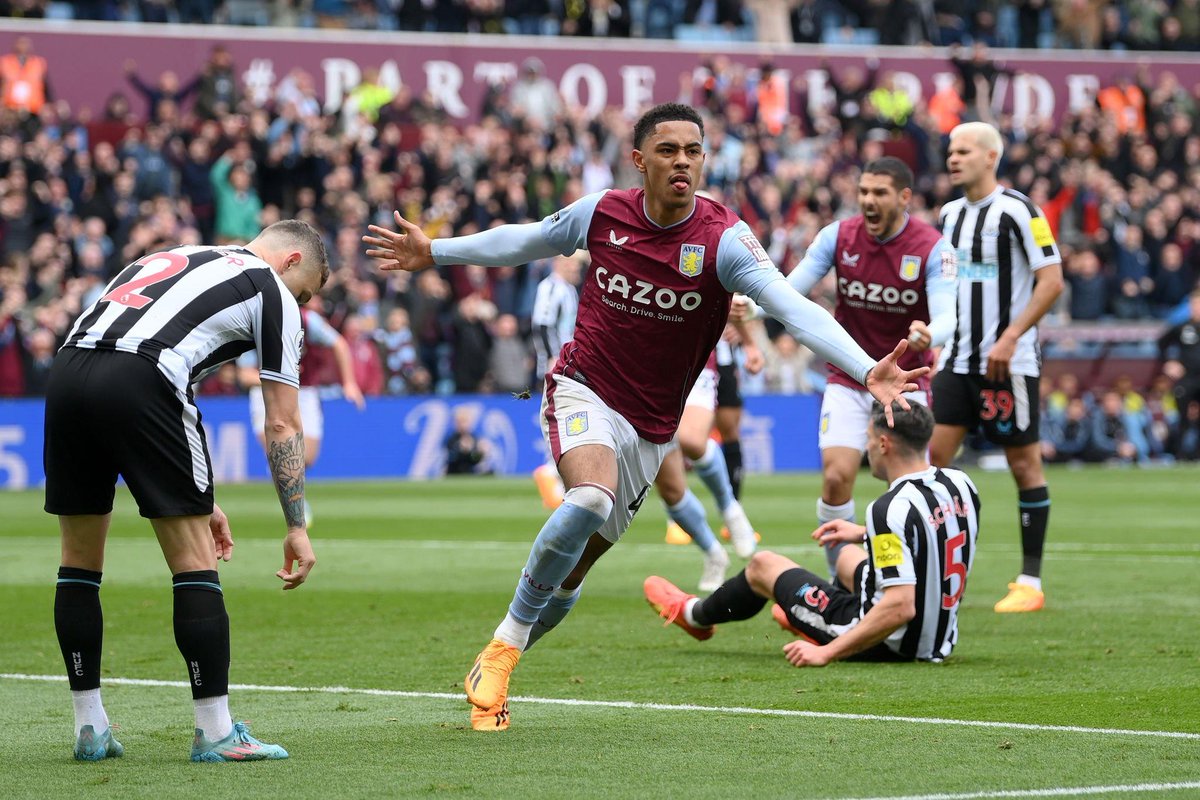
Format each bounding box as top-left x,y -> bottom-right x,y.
2,467 -> 1199,799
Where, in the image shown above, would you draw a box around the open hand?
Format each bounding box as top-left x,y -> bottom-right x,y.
362,211 -> 435,272
865,339 -> 930,426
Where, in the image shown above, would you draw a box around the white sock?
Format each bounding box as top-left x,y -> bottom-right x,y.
684,597 -> 702,628
1015,574 -> 1043,592
195,695 -> 233,741
71,689 -> 109,737
493,612 -> 534,650
817,498 -> 856,524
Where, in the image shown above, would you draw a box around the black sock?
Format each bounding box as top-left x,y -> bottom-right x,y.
55,567 -> 104,691
172,571 -> 230,699
722,440 -> 743,500
1018,486 -> 1051,578
692,570 -> 766,627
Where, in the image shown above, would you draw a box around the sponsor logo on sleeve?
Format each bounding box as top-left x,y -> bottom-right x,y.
941,247 -> 958,279
1030,217 -> 1056,248
679,244 -> 705,277
737,234 -> 772,266
549,211 -> 561,223
295,329 -> 305,371
565,411 -> 589,436
899,255 -> 922,282
872,532 -> 905,569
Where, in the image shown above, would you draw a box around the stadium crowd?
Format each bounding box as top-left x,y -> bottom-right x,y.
0,24 -> 1197,458
10,0 -> 1200,50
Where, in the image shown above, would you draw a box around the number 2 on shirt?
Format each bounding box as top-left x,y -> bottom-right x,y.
101,251 -> 190,309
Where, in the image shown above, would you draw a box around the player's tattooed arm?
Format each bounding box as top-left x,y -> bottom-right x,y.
268,432 -> 306,529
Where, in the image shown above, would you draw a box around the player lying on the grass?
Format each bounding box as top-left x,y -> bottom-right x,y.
733,157 -> 957,580
364,102 -> 927,730
646,401 -> 981,665
44,221 -> 325,761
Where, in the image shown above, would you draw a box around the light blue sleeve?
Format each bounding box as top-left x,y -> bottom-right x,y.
430,191 -> 606,267
714,220 -> 786,301
430,222 -> 559,267
304,312 -> 340,347
540,190 -> 607,256
787,220 -> 839,296
925,238 -> 959,347
754,278 -> 877,387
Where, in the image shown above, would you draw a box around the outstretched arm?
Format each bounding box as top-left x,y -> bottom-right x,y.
365,194 -> 606,272
719,223 -> 928,425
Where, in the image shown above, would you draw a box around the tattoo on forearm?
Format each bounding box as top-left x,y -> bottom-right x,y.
268,432 -> 306,528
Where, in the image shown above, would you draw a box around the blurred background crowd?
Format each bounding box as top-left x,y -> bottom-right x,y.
0,9 -> 1198,461
6,0 -> 1200,49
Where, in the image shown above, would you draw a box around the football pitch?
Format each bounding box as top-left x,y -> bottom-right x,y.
1,467 -> 1198,799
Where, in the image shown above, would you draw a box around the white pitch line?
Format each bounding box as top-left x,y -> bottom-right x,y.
3,673 -> 1198,742
832,782 -> 1200,800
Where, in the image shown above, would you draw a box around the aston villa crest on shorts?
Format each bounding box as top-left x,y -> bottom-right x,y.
899,255 -> 922,282
679,244 -> 705,278
565,411 -> 589,436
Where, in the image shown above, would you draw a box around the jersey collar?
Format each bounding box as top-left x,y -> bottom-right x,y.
640,196 -> 696,230
875,213 -> 910,244
888,465 -> 936,490
965,185 -> 1005,209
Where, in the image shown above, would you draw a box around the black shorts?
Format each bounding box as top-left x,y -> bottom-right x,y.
716,362 -> 742,409
931,370 -> 1041,447
44,348 -> 214,518
774,564 -> 908,662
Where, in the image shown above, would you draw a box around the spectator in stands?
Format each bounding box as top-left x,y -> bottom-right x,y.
763,332 -> 814,394
194,45 -> 241,120
444,407 -> 490,474
343,313 -> 384,396
123,59 -> 199,123
1154,243 -> 1193,316
1065,248 -> 1109,321
376,307 -> 421,395
1088,389 -> 1139,463
487,313 -> 532,395
210,147 -> 262,244
562,0 -> 632,37
509,57 -> 561,130
744,0 -> 796,44
1041,396 -> 1091,463
0,284 -> 26,396
0,36 -> 49,116
1160,289 -> 1200,426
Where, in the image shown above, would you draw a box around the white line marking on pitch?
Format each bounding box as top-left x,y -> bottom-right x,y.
3,673 -> 1198,741
833,782 -> 1200,800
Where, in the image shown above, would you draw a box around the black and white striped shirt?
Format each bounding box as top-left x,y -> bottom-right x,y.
63,246 -> 303,397
530,272 -> 578,376
862,466 -> 981,662
937,186 -> 1060,377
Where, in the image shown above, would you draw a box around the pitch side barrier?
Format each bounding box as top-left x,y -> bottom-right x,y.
0,393 -> 820,488
1,19 -> 1199,126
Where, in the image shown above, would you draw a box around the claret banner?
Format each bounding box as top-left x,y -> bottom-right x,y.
2,19 -> 1198,125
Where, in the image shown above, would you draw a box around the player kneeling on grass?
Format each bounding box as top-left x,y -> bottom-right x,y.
646,401 -> 980,665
